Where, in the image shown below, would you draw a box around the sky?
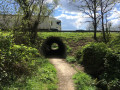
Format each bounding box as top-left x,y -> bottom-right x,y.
0,0 -> 120,31
52,0 -> 120,30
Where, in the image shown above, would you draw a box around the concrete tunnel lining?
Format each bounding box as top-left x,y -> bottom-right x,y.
41,37 -> 66,58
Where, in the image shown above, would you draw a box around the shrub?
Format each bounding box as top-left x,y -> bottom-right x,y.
75,49 -> 82,63
73,72 -> 96,90
104,52 -> 120,80
0,32 -> 13,52
107,79 -> 120,90
108,35 -> 120,53
97,78 -> 120,90
97,52 -> 120,90
66,56 -> 76,63
13,32 -> 30,45
82,44 -> 120,90
0,35 -> 40,86
80,43 -> 110,76
66,45 -> 72,54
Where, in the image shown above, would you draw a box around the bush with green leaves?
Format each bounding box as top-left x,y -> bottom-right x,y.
97,52 -> 120,90
97,78 -> 120,90
13,32 -> 30,45
108,35 -> 120,53
66,56 -> 76,63
77,43 -> 110,76
73,72 -> 96,90
0,32 -> 13,51
76,42 -> 120,90
1,58 -> 58,90
0,33 -> 40,86
75,49 -> 82,63
104,52 -> 120,79
66,44 -> 72,54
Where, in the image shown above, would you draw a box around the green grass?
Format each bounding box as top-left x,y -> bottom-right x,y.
38,32 -> 95,55
73,72 -> 97,90
66,56 -> 76,63
38,32 -> 120,40
2,58 -> 58,90
38,32 -> 94,40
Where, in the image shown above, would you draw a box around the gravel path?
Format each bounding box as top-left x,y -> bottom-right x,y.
49,58 -> 77,90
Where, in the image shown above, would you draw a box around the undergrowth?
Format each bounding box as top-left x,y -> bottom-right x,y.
73,72 -> 96,90
0,31 -> 58,90
2,58 -> 58,90
66,56 -> 76,63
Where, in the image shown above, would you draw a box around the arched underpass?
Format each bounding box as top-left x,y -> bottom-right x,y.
41,37 -> 77,90
41,36 -> 66,59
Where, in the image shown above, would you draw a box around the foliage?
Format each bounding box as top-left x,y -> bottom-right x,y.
66,56 -> 76,63
75,49 -> 82,63
13,32 -> 31,45
0,33 -> 40,87
108,35 -> 120,53
104,52 -> 120,79
97,78 -> 120,90
0,32 -> 58,89
76,41 -> 120,90
1,58 -> 58,90
66,44 -> 72,54
79,43 -> 109,76
97,51 -> 120,90
73,72 -> 96,90
24,60 -> 58,90
0,32 -> 13,51
107,79 -> 120,90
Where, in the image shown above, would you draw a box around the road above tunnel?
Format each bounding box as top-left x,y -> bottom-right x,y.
49,58 -> 77,90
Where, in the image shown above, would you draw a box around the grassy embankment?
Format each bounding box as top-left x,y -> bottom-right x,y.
38,32 -> 120,90
38,32 -> 119,56
1,31 -> 119,90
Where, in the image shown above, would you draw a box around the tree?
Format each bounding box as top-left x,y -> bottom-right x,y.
86,22 -> 94,31
14,0 -> 58,44
99,0 -> 117,42
70,0 -> 118,41
0,0 -> 19,30
70,0 -> 101,40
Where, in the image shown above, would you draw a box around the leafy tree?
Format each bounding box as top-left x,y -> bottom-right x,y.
0,0 -> 58,44
15,0 -> 59,44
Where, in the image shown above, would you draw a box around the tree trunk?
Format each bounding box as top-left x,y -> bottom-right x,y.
93,0 -> 97,40
101,1 -> 106,43
94,24 -> 97,40
30,21 -> 39,44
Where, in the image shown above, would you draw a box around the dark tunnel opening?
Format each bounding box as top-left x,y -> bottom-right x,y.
41,37 -> 67,59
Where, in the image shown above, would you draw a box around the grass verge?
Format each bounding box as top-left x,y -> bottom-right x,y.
73,72 -> 96,90
2,58 -> 58,90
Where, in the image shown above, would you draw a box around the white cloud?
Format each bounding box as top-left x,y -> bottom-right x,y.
45,0 -> 53,3
59,0 -> 81,13
108,8 -> 120,29
55,11 -> 91,30
54,0 -> 120,30
108,8 -> 120,20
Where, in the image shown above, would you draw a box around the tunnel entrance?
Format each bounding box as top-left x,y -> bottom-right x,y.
41,37 -> 66,58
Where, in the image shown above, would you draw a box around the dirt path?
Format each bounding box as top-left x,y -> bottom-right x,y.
49,58 -> 77,90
